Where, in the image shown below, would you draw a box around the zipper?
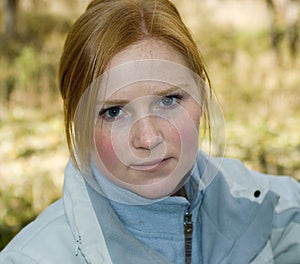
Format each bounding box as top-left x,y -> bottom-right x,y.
74,235 -> 91,263
75,235 -> 82,256
184,205 -> 193,264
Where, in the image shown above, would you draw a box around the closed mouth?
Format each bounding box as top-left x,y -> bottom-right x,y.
130,158 -> 171,172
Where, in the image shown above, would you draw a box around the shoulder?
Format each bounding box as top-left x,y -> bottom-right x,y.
201,153 -> 300,210
217,156 -> 300,205
218,157 -> 300,260
0,199 -> 78,263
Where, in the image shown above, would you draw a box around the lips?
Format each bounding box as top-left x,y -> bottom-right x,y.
130,158 -> 171,172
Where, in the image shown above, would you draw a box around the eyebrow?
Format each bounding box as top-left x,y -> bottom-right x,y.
99,86 -> 183,107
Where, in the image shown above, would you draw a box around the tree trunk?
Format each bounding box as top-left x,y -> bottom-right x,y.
4,0 -> 19,38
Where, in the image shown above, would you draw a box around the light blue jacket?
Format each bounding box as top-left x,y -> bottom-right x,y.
1,152 -> 300,263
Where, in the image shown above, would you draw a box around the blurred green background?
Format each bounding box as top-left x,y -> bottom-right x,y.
0,0 -> 299,250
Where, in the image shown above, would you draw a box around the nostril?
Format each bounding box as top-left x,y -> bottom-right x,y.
148,135 -> 163,149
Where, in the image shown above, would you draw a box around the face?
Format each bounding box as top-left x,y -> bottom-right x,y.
92,39 -> 202,199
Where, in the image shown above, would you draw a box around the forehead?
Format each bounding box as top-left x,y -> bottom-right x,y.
96,60 -> 200,105
94,39 -> 201,104
102,82 -> 180,104
106,39 -> 188,69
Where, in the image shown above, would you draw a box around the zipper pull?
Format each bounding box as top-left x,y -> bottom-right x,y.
184,206 -> 193,264
75,236 -> 82,256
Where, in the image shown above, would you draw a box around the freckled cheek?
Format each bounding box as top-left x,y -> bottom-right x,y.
94,129 -> 119,167
180,105 -> 200,125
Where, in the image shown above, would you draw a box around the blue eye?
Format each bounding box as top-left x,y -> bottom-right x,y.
100,106 -> 123,121
161,96 -> 176,106
107,107 -> 121,117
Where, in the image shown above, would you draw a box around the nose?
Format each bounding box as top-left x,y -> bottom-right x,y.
131,116 -> 163,150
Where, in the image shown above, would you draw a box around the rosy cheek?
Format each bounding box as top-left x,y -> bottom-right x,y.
95,131 -> 117,167
175,111 -> 200,150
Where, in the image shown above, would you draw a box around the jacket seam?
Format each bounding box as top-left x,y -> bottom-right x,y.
273,206 -> 300,228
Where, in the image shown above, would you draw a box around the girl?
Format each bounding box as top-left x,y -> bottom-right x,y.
1,0 -> 300,263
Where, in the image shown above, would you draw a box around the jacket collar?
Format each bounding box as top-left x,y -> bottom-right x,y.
62,154 -> 279,264
88,158 -> 204,263
198,156 -> 279,263
62,160 -> 113,264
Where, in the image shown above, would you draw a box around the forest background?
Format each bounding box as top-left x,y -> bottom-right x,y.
0,0 -> 299,249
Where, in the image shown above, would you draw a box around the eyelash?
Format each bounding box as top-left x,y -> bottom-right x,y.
99,92 -> 184,121
159,93 -> 183,107
99,106 -> 124,121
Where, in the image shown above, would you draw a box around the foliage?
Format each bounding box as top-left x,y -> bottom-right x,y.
0,1 -> 72,249
0,105 -> 67,249
177,0 -> 300,180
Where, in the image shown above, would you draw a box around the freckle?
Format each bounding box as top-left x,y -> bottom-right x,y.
149,50 -> 153,58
